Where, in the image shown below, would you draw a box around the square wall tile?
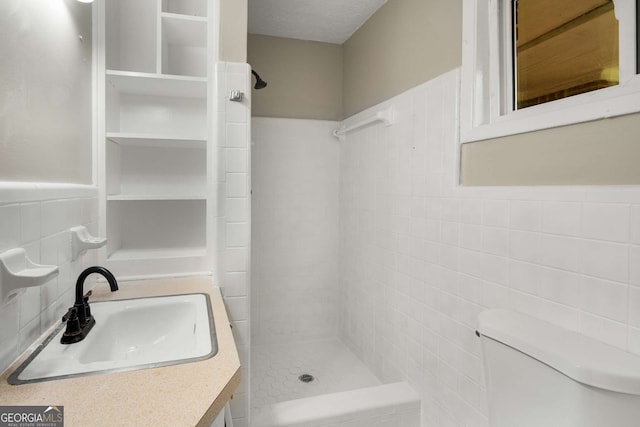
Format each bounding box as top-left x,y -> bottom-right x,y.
508,260 -> 539,295
482,200 -> 508,228
630,245 -> 640,286
226,173 -> 249,197
440,221 -> 458,245
18,316 -> 41,355
482,227 -> 508,257
509,231 -> 541,264
579,276 -> 628,322
226,198 -> 249,222
225,98 -> 250,124
581,203 -> 629,243
629,287 -> 640,328
222,247 -> 249,273
540,235 -> 580,272
20,203 -> 41,244
226,148 -> 249,173
226,223 -> 250,247
226,123 -> 249,148
541,201 -> 581,237
460,199 -> 482,224
537,267 -> 580,307
41,200 -> 69,237
0,298 -> 19,371
225,296 -> 249,321
19,287 -> 42,329
631,205 -> 640,244
460,224 -> 482,251
509,200 -> 541,231
0,204 -> 20,252
223,272 -> 249,297
580,239 -> 628,283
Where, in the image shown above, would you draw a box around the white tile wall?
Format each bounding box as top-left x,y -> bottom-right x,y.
214,62 -> 252,426
339,68 -> 640,427
0,187 -> 98,374
251,117 -> 341,345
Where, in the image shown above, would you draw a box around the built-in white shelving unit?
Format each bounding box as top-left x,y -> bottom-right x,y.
100,0 -> 212,277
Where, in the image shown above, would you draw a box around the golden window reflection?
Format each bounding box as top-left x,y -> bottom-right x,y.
515,0 -> 619,109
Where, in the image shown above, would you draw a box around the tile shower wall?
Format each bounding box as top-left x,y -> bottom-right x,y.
340,68 -> 640,427
214,62 -> 252,427
251,118 -> 340,345
0,187 -> 98,374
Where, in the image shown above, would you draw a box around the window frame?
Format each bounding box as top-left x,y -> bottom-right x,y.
460,0 -> 639,144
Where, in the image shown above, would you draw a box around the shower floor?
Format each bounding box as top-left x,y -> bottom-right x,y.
250,338 -> 381,413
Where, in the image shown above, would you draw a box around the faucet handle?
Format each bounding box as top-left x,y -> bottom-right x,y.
62,307 -> 78,323
84,290 -> 92,300
61,306 -> 85,344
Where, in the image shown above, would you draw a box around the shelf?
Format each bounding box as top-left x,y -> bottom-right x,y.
107,195 -> 206,201
162,12 -> 208,25
162,0 -> 207,17
106,70 -> 206,98
108,247 -> 206,261
106,133 -> 206,148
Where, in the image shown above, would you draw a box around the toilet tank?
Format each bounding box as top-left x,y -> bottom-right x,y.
477,310 -> 640,427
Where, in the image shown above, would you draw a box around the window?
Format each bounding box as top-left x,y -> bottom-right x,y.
460,0 -> 639,143
514,0 -> 619,109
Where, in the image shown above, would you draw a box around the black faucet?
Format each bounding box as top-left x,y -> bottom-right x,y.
61,266 -> 118,344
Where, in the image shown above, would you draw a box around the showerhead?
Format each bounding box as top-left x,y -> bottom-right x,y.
252,70 -> 268,90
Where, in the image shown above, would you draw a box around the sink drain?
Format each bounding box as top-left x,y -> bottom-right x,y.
298,374 -> 314,383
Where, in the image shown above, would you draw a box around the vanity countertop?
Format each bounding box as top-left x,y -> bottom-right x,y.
0,276 -> 240,427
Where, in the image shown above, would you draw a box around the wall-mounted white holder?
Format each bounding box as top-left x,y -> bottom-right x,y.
229,90 -> 244,102
0,248 -> 59,304
333,105 -> 395,141
71,226 -> 107,261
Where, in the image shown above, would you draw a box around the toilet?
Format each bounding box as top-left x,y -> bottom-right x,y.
477,309 -> 640,427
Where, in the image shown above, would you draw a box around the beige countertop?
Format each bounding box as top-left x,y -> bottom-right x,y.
0,276 -> 241,427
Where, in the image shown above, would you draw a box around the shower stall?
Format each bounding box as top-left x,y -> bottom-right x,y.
250,117 -> 420,427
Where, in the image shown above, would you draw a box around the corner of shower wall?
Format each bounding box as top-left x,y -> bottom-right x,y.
337,70 -> 462,426
250,117 -> 342,347
213,61 -> 253,427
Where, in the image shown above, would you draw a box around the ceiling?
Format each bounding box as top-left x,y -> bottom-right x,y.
248,0 -> 388,45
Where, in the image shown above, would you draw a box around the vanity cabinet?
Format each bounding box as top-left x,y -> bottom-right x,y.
99,0 -> 214,277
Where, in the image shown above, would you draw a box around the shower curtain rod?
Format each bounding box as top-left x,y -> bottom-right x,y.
333,106 -> 395,140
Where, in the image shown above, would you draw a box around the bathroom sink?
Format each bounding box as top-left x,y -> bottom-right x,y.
9,293 -> 217,384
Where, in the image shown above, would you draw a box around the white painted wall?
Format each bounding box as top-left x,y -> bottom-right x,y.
0,0 -> 92,183
340,69 -> 640,427
0,0 -> 96,375
251,118 -> 340,345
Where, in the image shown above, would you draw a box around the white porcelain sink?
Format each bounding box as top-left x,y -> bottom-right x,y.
9,293 -> 216,384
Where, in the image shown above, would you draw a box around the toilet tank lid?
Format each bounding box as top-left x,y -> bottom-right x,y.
477,309 -> 640,395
